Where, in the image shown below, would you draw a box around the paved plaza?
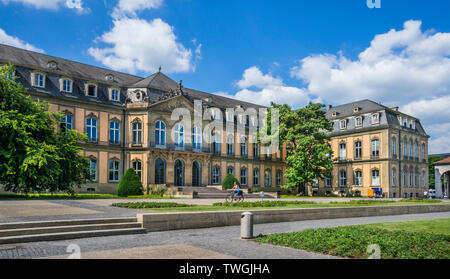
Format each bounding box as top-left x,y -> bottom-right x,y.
0,210 -> 449,259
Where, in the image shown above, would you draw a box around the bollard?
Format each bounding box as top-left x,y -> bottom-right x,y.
241,212 -> 254,239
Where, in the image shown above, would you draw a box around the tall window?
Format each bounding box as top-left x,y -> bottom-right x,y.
89,159 -> 97,182
132,121 -> 142,146
354,141 -> 362,159
227,166 -> 234,175
402,168 -> 407,186
212,133 -> 221,154
212,166 -> 221,185
354,170 -> 362,186
155,158 -> 165,184
132,160 -> 142,180
403,139 -> 407,157
276,170 -> 283,186
392,137 -> 397,157
264,169 -> 272,186
414,168 -> 419,187
192,126 -> 202,152
340,120 -> 347,129
371,139 -> 380,157
109,121 -> 120,145
110,88 -> 119,101
155,121 -> 166,147
339,170 -> 347,187
192,161 -> 201,186
409,140 -> 413,158
339,143 -> 347,159
409,167 -> 413,187
392,168 -> 397,187
253,169 -> 260,186
422,171 -> 426,188
421,144 -> 425,160
174,124 -> 184,150
240,168 -> 247,186
240,137 -> 248,157
227,134 -> 234,155
371,113 -> 379,124
109,160 -> 120,182
61,114 -> 72,131
86,118 -> 97,142
253,143 -> 260,159
355,117 -> 362,127
371,169 -> 380,186
414,142 -> 418,159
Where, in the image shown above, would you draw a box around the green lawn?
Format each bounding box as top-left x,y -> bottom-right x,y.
0,193 -> 179,200
112,199 -> 442,212
255,218 -> 450,259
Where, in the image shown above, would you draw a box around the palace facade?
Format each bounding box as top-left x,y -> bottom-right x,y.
0,44 -> 287,194
1,44 -> 429,197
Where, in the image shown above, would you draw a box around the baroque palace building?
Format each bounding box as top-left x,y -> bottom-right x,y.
0,44 -> 429,197
0,44 -> 287,194
309,100 -> 429,198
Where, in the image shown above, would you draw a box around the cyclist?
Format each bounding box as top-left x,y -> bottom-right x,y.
231,182 -> 242,197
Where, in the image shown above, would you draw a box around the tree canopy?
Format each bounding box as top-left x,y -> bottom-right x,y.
0,65 -> 89,194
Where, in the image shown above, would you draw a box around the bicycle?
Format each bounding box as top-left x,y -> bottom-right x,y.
226,191 -> 245,203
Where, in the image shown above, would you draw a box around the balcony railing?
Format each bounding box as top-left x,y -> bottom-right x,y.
148,141 -> 211,153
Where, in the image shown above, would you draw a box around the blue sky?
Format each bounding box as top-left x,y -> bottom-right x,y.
1,0 -> 449,153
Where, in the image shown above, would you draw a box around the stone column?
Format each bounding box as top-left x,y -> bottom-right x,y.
435,168 -> 443,198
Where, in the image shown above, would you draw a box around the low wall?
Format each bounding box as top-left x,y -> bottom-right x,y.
136,203 -> 450,232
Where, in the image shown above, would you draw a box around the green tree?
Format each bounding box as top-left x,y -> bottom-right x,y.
222,173 -> 240,189
116,168 -> 143,197
270,102 -> 334,194
428,155 -> 444,189
0,65 -> 89,194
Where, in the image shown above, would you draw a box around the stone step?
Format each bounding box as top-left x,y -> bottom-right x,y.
0,227 -> 146,245
0,222 -> 142,238
0,217 -> 138,231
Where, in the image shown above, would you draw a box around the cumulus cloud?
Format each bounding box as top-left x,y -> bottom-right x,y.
218,66 -> 310,107
88,17 -> 197,74
0,28 -> 44,53
1,0 -> 87,12
112,0 -> 163,19
287,20 -> 450,154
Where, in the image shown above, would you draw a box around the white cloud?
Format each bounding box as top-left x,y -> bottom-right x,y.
1,0 -> 86,12
88,17 -> 197,74
218,66 -> 310,107
0,28 -> 44,53
112,0 -> 163,19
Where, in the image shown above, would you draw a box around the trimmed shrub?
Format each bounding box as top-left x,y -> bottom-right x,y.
116,168 -> 143,197
222,173 -> 240,189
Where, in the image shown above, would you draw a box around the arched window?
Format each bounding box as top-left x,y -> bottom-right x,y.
132,120 -> 142,146
227,134 -> 234,155
89,158 -> 97,182
421,171 -> 426,188
414,167 -> 419,187
109,160 -> 120,182
174,160 -> 184,186
174,124 -> 184,150
339,143 -> 346,160
227,166 -> 234,175
264,169 -> 272,186
240,137 -> 248,157
61,114 -> 73,132
155,121 -> 166,147
371,169 -> 380,186
276,170 -> 283,186
132,160 -> 142,180
253,143 -> 260,159
414,142 -> 418,159
212,166 -> 221,185
86,117 -> 98,142
240,168 -> 247,186
109,121 -> 120,145
409,139 -> 413,158
253,169 -> 260,186
392,137 -> 397,157
155,158 -> 165,184
354,170 -> 362,186
192,161 -> 201,186
392,168 -> 397,187
192,126 -> 202,152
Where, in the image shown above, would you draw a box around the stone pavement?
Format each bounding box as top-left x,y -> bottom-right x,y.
0,211 -> 448,259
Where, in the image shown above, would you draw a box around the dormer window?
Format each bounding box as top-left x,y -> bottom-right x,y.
226,111 -> 234,122
48,61 -> 57,69
109,88 -> 120,102
105,74 -> 114,81
340,119 -> 347,129
371,113 -> 380,124
86,83 -> 97,97
32,72 -> 45,88
60,78 -> 73,93
353,107 -> 360,113
332,112 -> 338,117
355,116 -> 362,127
